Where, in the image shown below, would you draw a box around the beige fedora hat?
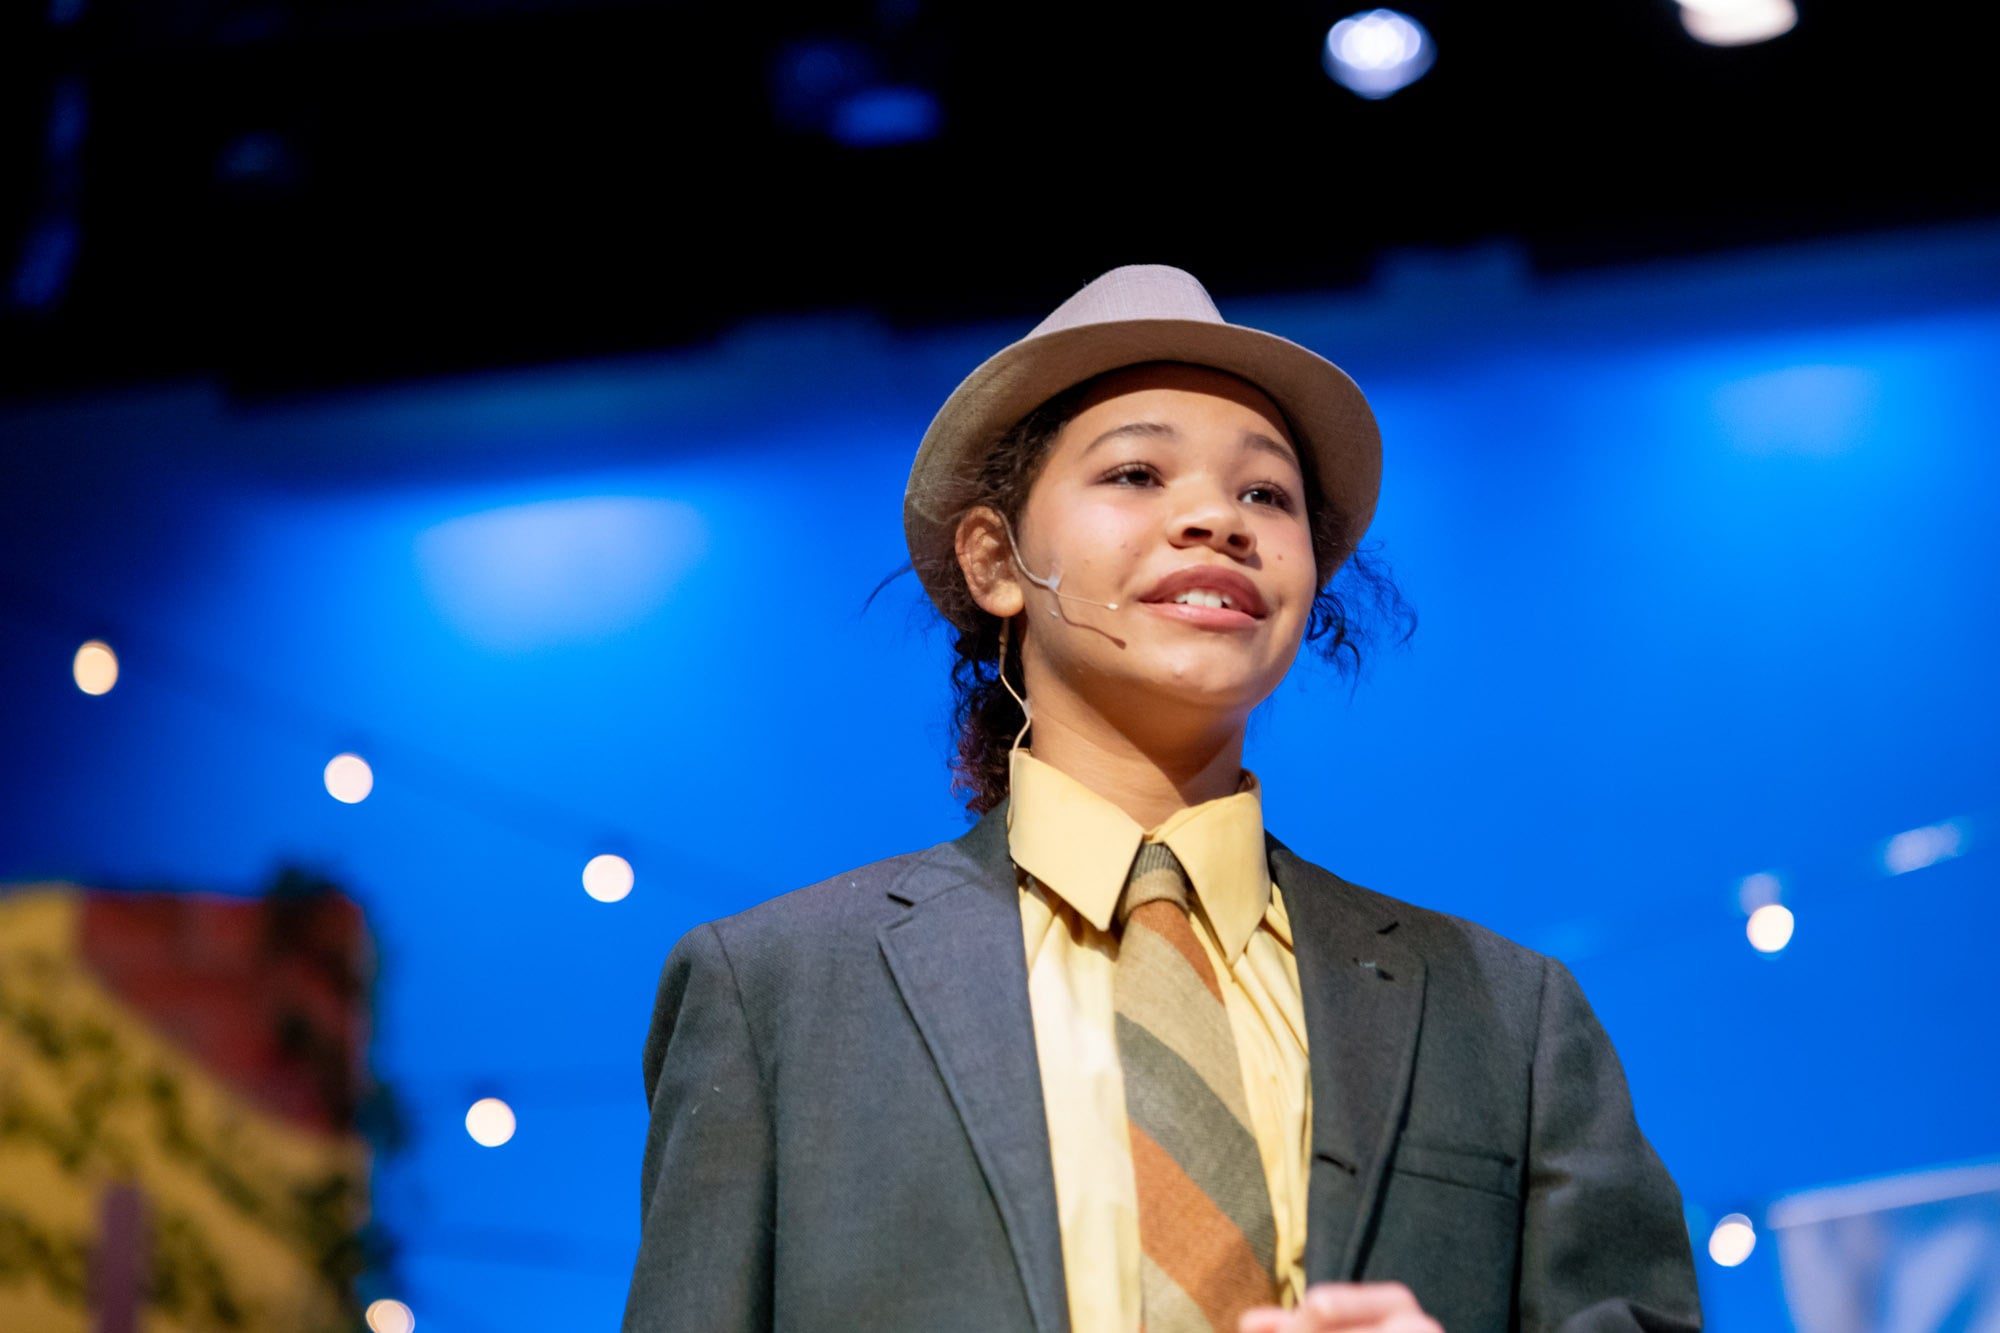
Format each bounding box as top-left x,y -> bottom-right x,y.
902,262 -> 1382,631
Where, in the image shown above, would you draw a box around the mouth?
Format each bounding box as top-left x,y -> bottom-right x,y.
1135,566 -> 1270,621
1138,599 -> 1261,631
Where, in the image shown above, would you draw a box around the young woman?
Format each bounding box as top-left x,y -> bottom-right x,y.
622,265 -> 1702,1333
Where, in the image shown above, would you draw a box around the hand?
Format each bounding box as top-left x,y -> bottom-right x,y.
1237,1281 -> 1443,1332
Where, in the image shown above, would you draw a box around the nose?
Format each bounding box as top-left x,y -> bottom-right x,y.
1170,482 -> 1255,557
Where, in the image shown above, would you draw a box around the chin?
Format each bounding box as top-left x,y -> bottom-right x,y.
1121,663 -> 1272,714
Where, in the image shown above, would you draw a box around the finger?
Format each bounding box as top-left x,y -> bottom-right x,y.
1301,1281 -> 1422,1326
1379,1314 -> 1444,1333
1236,1310 -> 1291,1333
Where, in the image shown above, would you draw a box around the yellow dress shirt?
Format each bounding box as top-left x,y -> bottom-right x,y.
1006,745 -> 1311,1333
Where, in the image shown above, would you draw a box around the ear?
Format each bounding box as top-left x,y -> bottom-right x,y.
955,505 -> 1027,619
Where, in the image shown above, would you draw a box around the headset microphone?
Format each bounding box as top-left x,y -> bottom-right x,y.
999,512 -> 1124,615
995,511 -> 1131,765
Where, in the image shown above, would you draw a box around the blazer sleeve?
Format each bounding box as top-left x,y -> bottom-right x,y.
621,921 -> 775,1332
1518,955 -> 1704,1333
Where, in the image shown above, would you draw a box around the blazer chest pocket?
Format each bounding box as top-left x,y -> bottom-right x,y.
1390,1138 -> 1521,1201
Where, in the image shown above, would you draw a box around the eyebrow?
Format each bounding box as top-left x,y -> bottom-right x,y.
1080,420 -> 1302,473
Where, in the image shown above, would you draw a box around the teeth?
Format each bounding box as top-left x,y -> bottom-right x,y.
1170,590 -> 1235,609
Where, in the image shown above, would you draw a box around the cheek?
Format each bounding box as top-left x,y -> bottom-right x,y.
1062,500 -> 1149,562
1267,530 -> 1319,605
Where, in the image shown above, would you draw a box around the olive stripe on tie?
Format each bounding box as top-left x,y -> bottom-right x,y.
1112,927 -> 1257,1127
1115,1015 -> 1277,1271
1113,839 -> 1279,1332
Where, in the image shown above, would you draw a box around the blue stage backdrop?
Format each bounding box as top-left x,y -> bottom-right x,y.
2,219 -> 1997,1331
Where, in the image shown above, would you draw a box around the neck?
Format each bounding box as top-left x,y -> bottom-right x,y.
1020,696 -> 1248,831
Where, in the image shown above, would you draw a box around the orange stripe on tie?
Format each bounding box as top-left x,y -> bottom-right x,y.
1128,1122 -> 1276,1330
1128,899 -> 1225,1005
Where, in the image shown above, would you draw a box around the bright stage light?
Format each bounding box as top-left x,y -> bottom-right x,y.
1746,903 -> 1794,954
1708,1212 -> 1757,1266
465,1097 -> 517,1148
324,752 -> 374,804
73,639 -> 118,694
1323,9 -> 1435,100
584,853 -> 635,903
1677,0 -> 1796,47
365,1298 -> 416,1333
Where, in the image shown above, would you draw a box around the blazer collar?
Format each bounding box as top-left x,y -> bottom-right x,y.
878,797 -> 1428,1328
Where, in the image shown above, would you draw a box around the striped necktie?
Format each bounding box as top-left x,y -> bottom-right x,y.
1113,840 -> 1280,1332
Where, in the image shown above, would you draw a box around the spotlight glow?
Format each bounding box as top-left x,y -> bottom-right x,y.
1883,821 -> 1965,875
583,853 -> 635,903
465,1097 -> 517,1148
1677,0 -> 1796,46
1736,871 -> 1782,915
72,639 -> 119,694
1708,1213 -> 1756,1266
323,753 -> 374,804
365,1298 -> 416,1333
1322,9 -> 1435,100
1746,904 -> 1794,954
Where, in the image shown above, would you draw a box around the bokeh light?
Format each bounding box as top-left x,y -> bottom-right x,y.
72,639 -> 118,695
583,852 -> 635,903
465,1096 -> 517,1147
323,752 -> 374,804
1708,1212 -> 1757,1266
1747,903 -> 1795,954
365,1298 -> 416,1333
1677,0 -> 1797,46
1322,8 -> 1435,100
1883,820 -> 1965,875
1736,870 -> 1782,914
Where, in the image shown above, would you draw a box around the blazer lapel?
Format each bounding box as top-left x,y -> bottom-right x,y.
1269,831 -> 1428,1282
877,797 -> 1069,1333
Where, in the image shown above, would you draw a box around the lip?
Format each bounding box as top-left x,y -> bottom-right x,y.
1135,564 -> 1269,619
1139,600 -> 1260,631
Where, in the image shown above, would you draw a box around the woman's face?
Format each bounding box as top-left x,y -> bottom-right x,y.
990,361 -> 1319,739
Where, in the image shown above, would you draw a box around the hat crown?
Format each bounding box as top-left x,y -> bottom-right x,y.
1028,264 -> 1225,338
904,261 -> 1382,632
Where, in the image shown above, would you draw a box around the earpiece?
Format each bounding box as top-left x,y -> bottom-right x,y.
999,512 -> 1123,615
994,512 -> 1129,763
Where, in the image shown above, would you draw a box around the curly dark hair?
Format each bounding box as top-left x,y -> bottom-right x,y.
867,361 -> 1417,816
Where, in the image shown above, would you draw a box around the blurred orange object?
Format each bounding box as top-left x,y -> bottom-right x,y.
0,878 -> 374,1333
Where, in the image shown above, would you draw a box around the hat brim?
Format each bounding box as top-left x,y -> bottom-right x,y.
903,316 -> 1382,631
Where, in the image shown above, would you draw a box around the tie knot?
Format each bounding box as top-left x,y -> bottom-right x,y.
1115,840 -> 1193,930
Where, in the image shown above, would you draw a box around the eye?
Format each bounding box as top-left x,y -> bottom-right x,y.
1102,463 -> 1296,512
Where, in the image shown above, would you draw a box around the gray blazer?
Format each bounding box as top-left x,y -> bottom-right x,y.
622,798 -> 1702,1332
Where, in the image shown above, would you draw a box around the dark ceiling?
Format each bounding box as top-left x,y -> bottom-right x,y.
2,0 -> 1990,402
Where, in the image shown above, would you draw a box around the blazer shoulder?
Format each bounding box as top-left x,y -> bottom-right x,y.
650,827 -> 985,1020
1289,849 -> 1553,984
680,827 -> 968,950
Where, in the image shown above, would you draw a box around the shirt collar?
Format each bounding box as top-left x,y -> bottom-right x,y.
1004,744 -> 1272,966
